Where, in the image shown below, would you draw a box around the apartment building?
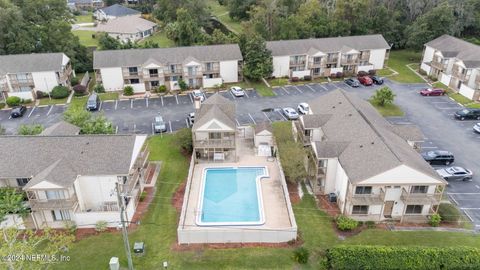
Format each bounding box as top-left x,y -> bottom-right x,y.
93,44 -> 243,93
192,93 -> 237,162
0,53 -> 73,100
0,122 -> 152,229
293,90 -> 446,223
95,15 -> 157,43
420,35 -> 480,101
266,34 -> 390,79
67,0 -> 104,11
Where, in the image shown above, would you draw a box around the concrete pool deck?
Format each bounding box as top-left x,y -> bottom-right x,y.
177,140 -> 297,244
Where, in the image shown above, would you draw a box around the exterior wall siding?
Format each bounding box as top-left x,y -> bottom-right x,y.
368,49 -> 387,69
219,60 -> 239,83
100,67 -> 124,91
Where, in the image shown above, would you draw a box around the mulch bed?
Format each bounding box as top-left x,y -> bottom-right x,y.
317,195 -> 340,217
172,181 -> 187,213
287,182 -> 300,204
172,238 -> 303,251
144,163 -> 156,185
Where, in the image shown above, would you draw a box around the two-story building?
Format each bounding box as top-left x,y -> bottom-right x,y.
0,53 -> 73,100
266,34 -> 390,79
67,0 -> 104,11
420,35 -> 480,101
192,93 -> 237,162
93,3 -> 140,21
93,44 -> 243,93
293,90 -> 447,223
0,122 -> 151,229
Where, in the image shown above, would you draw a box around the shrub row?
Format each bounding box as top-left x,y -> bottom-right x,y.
6,96 -> 31,107
327,245 -> 480,270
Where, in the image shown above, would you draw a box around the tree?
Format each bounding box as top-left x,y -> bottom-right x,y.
278,141 -> 307,183
165,8 -> 202,46
242,34 -> 273,80
64,106 -> 91,127
0,187 -> 28,224
64,106 -> 114,134
98,32 -> 122,50
178,79 -> 188,91
203,29 -> 238,45
175,128 -> 193,153
17,124 -> 44,135
371,87 -> 396,106
227,0 -> 257,20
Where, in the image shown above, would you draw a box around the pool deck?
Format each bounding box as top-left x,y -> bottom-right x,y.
178,140 -> 297,244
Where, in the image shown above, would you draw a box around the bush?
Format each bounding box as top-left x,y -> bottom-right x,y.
139,191 -> 147,202
21,99 -> 32,104
292,247 -> 309,264
73,84 -> 88,96
329,73 -> 337,78
335,215 -> 358,231
418,69 -> 427,76
70,76 -> 79,86
429,213 -> 441,227
51,86 -> 70,99
336,72 -> 344,78
438,203 -> 461,223
176,128 -> 193,154
365,221 -> 376,229
95,220 -> 108,232
158,85 -> 167,93
368,69 -> 376,76
123,86 -> 134,96
64,221 -> 77,235
357,71 -> 368,77
291,77 -> 299,82
371,87 -> 396,107
18,124 -> 44,135
326,246 -> 480,270
36,91 -> 45,99
93,84 -> 105,93
303,75 -> 312,81
428,75 -> 438,82
6,96 -> 21,107
178,79 -> 188,91
0,102 -> 5,110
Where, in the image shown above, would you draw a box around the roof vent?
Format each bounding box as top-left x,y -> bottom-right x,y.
339,101 -> 342,104
348,113 -> 352,117
332,106 -> 336,109
359,145 -> 363,148
371,142 -> 375,145
86,142 -> 90,145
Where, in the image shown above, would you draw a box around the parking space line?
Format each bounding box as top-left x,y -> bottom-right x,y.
169,121 -> 172,133
185,118 -> 190,128
115,126 -> 118,134
248,113 -> 256,125
235,118 -> 240,126
278,111 -> 288,121
27,107 -> 36,118
263,112 -> 272,123
463,210 -> 474,222
319,84 -> 328,91
161,96 -> 164,106
293,86 -> 303,93
130,99 -> 134,109
115,100 -> 118,110
146,98 -> 149,108
448,194 -> 459,205
151,123 -> 154,135
46,105 -> 54,116
133,123 -> 136,132
229,91 -> 236,99
99,101 -> 103,111
175,95 -> 179,105
281,87 -> 289,95
421,146 -> 438,149
189,94 -> 193,103
244,91 -> 250,98
8,115 -> 12,120
305,84 -> 316,92
447,193 -> 480,195
475,185 -> 480,189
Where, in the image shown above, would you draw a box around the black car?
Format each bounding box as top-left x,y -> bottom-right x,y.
86,93 -> 100,111
421,150 -> 455,165
370,76 -> 384,85
454,108 -> 480,121
10,105 -> 27,118
345,78 -> 360,87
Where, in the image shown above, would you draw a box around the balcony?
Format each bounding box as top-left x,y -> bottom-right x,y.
349,188 -> 385,205
400,188 -> 442,205
326,57 -> 338,64
184,72 -> 203,78
79,201 -> 119,212
452,68 -> 469,81
194,139 -> 235,148
341,58 -> 359,65
134,149 -> 149,169
29,194 -> 78,210
430,59 -> 446,71
295,121 -> 311,145
290,60 -> 306,66
359,53 -> 370,61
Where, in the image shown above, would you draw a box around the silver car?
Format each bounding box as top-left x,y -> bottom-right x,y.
192,90 -> 205,102
187,112 -> 195,127
230,86 -> 245,97
436,166 -> 473,182
282,107 -> 299,120
473,123 -> 480,134
154,116 -> 167,133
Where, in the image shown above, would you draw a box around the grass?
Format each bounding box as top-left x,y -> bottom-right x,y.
234,80 -> 275,97
38,97 -> 68,106
98,92 -> 119,101
74,12 -> 94,23
206,0 -> 243,35
387,50 -> 425,83
369,100 -> 405,117
140,31 -> 175,47
72,30 -> 98,47
88,72 -> 96,92
69,96 -> 88,109
432,82 -> 480,108
268,77 -> 329,87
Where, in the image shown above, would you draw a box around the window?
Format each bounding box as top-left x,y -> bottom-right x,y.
355,186 -> 372,195
170,65 -> 177,73
19,86 -> 32,92
206,62 -> 213,71
150,81 -> 159,87
326,64 -> 335,68
130,78 -> 140,84
410,186 -> 428,194
352,205 -> 369,215
46,190 -> 65,200
149,69 -> 158,77
16,178 -> 30,187
171,76 -> 179,82
313,68 -> 321,75
188,78 -> 194,86
188,67 -> 195,76
16,73 -> 29,83
209,132 -> 221,140
313,57 -> 322,64
128,67 -> 138,74
51,210 -> 71,221
405,205 -> 423,214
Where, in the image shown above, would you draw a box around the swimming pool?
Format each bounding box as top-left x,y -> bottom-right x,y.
196,167 -> 268,226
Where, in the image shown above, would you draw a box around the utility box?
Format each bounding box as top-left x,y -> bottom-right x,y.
328,193 -> 337,203
109,257 -> 119,270
133,242 -> 145,255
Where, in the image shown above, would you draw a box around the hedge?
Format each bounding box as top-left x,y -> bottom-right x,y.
327,245 -> 480,270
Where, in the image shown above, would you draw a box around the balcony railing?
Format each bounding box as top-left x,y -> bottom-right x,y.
29,194 -> 78,210
326,57 -> 338,63
79,201 -> 119,212
349,188 -> 385,205
290,60 -> 306,66
430,60 -> 446,71
341,58 -> 359,65
134,150 -> 149,168
452,68 -> 469,81
359,53 -> 370,61
194,139 -> 235,148
400,188 -> 442,205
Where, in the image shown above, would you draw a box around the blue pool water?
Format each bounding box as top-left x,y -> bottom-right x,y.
200,167 -> 266,224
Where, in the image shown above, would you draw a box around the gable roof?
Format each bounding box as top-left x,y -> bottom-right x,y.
0,53 -> 66,76
0,135 -> 145,188
426,35 -> 480,68
96,15 -> 156,34
255,122 -> 273,134
192,93 -> 236,131
93,44 -> 242,68
99,4 -> 140,17
308,90 -> 443,184
40,121 -> 81,136
301,114 -> 332,129
266,34 -> 390,56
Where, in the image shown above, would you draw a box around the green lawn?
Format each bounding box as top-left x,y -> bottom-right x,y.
140,31 -> 175,47
74,12 -> 94,23
206,0 -> 243,34
377,68 -> 395,76
387,50 -> 425,83
433,82 -> 480,108
369,100 -> 405,117
38,97 -> 68,106
235,80 -> 275,97
69,96 -> 88,109
268,77 -> 330,87
99,92 -> 119,101
72,30 -> 98,47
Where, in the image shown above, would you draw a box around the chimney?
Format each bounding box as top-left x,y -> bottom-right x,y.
194,96 -> 202,110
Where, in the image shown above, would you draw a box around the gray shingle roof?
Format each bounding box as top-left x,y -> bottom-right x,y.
0,135 -> 143,188
0,53 -> 65,76
192,93 -> 236,131
313,141 -> 349,158
96,15 -> 156,34
425,35 -> 480,68
302,114 -> 332,129
308,90 -> 443,183
93,44 -> 243,68
40,121 -> 81,136
255,122 -> 273,134
388,125 -> 424,142
266,34 -> 390,56
99,4 -> 140,17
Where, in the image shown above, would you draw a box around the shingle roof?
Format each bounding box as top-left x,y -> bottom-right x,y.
425,35 -> 480,68
388,125 -> 424,142
309,90 -> 442,183
302,114 -> 332,129
255,122 -> 273,134
0,53 -> 66,76
266,34 -> 390,56
313,141 -> 349,158
93,44 -> 242,68
192,93 -> 236,131
99,4 -> 140,17
0,135 -> 144,187
40,121 -> 81,136
96,15 -> 156,34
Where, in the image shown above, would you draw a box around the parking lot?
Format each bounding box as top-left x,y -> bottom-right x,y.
0,105 -> 66,134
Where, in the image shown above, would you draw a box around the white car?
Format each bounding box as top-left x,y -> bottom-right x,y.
473,123 -> 480,134
192,90 -> 205,102
230,86 -> 245,97
297,103 -> 310,115
154,116 -> 167,133
436,166 -> 473,182
282,107 -> 299,120
187,112 -> 195,127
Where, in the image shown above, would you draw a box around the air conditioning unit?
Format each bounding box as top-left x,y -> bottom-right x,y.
133,242 -> 145,256
109,257 -> 119,270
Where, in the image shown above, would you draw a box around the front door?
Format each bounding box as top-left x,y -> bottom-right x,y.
383,201 -> 394,218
